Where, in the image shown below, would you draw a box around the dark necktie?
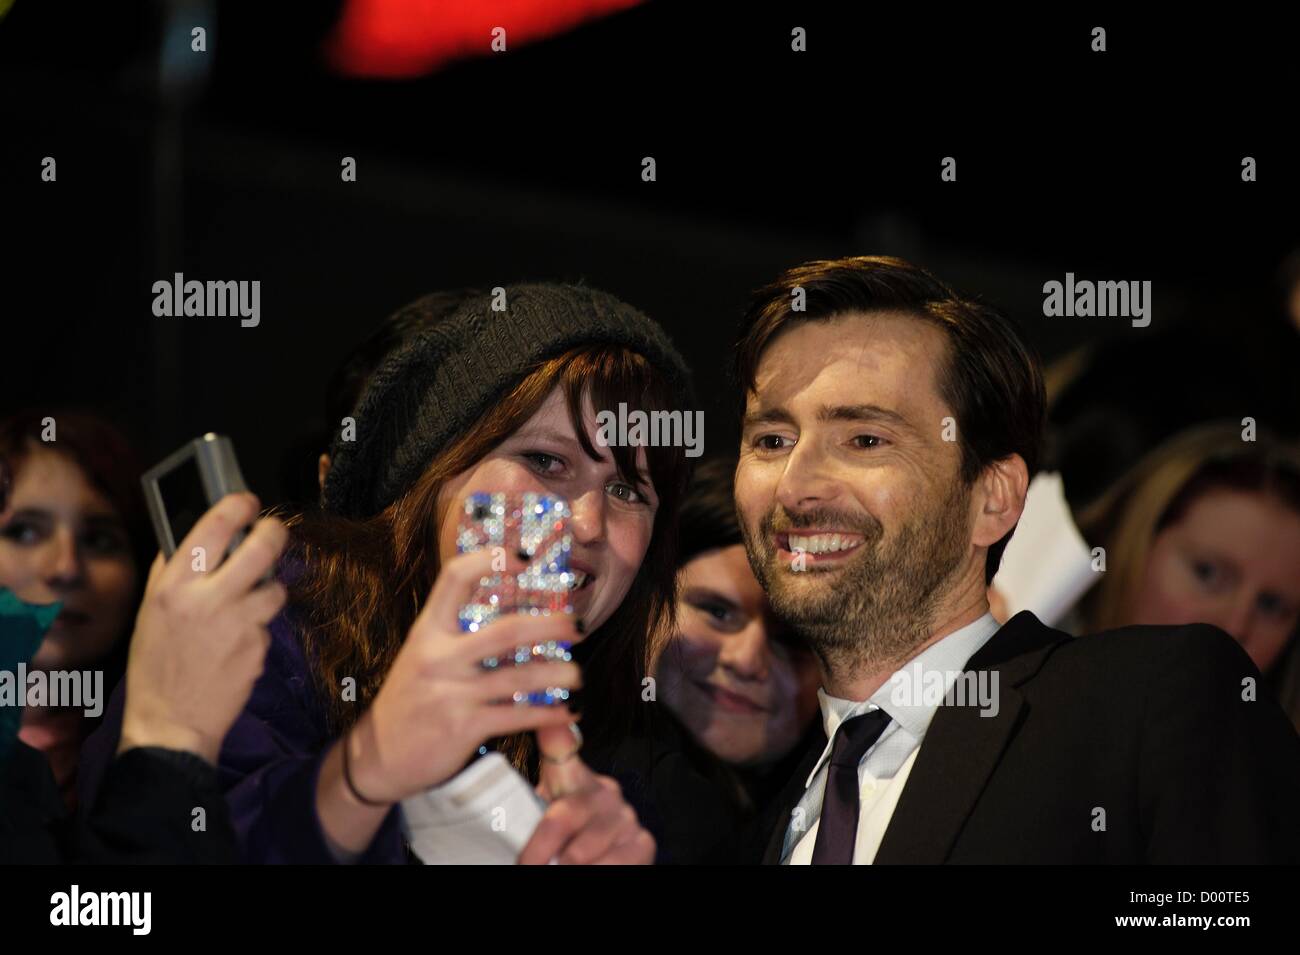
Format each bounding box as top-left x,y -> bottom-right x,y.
810,708 -> 892,865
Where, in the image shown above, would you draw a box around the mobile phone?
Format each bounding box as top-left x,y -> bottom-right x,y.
456,491 -> 574,705
141,433 -> 255,561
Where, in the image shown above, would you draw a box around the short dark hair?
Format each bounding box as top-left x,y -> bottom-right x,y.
677,456 -> 744,569
732,255 -> 1046,585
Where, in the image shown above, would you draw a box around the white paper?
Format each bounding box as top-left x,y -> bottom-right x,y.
400,752 -> 546,865
991,471 -> 1099,627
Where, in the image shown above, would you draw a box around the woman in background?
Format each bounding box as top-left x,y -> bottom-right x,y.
0,411 -> 149,809
1076,422 -> 1300,731
2,443 -> 292,864
653,457 -> 821,811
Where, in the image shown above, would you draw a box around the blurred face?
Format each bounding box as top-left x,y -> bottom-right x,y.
0,444 -> 139,670
1131,488 -> 1300,673
656,544 -> 819,766
436,386 -> 658,634
735,313 -> 979,679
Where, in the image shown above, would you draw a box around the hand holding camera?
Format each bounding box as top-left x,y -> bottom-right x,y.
119,492 -> 288,764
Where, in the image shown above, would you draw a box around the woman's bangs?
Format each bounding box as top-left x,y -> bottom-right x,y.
558,347 -> 686,499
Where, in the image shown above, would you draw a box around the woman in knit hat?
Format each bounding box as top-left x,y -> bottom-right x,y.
84,282 -> 737,863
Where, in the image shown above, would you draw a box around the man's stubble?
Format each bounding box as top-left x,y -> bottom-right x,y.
740,480 -> 973,686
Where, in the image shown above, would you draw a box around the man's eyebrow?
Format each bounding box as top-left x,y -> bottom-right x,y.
818,404 -> 915,432
742,404 -> 916,432
741,407 -> 795,430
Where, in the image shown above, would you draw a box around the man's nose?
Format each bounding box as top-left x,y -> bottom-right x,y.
774,441 -> 841,513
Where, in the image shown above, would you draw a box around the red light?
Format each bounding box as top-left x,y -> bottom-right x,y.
325,0 -> 645,78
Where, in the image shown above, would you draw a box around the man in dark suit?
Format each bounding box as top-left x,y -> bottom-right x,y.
730,255 -> 1300,864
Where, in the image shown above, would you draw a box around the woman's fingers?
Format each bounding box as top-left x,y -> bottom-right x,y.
519,771 -> 652,865
594,828 -> 657,865
517,789 -> 595,865
417,548 -> 521,634
457,612 -> 583,667
143,551 -> 166,592
473,660 -> 582,702
233,578 -> 288,627
165,492 -> 259,587
208,516 -> 289,600
555,781 -> 634,864
476,699 -> 576,741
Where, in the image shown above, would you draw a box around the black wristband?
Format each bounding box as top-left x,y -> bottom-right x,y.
340,730 -> 390,808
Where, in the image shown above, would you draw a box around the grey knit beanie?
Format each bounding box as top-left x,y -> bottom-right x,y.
321,283 -> 695,518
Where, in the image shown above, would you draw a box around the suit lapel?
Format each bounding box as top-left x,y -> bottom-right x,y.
874,612 -> 1067,864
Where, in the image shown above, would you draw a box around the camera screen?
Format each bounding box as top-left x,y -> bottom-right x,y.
157,456 -> 209,554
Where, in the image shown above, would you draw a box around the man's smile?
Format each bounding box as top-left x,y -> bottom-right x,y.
774,530 -> 865,566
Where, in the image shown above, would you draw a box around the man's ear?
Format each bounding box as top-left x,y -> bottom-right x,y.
317,453 -> 331,492
971,454 -> 1029,548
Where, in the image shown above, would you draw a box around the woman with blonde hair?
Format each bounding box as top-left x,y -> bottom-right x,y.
1075,421 -> 1300,731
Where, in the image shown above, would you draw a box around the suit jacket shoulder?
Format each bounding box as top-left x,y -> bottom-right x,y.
759,612 -> 1300,864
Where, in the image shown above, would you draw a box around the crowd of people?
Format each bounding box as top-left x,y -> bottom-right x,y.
2,255 -> 1297,865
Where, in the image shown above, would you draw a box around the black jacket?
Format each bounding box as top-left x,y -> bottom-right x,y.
0,740 -> 239,864
749,612 -> 1300,864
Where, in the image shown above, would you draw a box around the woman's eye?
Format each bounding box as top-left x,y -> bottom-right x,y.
523,452 -> 563,474
1257,593 -> 1293,619
1,520 -> 41,545
693,601 -> 743,631
1191,560 -> 1226,590
82,530 -> 126,556
606,481 -> 644,504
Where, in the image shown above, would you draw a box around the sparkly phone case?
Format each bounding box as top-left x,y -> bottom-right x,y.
456,492 -> 574,705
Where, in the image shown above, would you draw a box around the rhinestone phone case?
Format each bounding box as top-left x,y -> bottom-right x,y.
456,492 -> 574,705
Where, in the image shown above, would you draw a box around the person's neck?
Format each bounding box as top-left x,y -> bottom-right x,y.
820,571 -> 991,702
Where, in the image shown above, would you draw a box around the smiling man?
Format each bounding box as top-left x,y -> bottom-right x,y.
731,256 -> 1300,864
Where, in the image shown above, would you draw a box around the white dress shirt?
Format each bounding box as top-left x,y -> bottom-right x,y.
783,613 -> 1000,864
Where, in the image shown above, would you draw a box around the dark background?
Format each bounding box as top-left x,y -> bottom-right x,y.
2,1 -> 1297,508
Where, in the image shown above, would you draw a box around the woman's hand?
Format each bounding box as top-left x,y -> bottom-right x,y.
344,548 -> 585,805
517,723 -> 656,865
119,493 -> 288,764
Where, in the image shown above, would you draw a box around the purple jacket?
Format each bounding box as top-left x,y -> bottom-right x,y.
80,607 -> 406,864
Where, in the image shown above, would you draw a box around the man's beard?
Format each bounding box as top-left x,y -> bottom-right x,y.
740,482 -> 973,686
